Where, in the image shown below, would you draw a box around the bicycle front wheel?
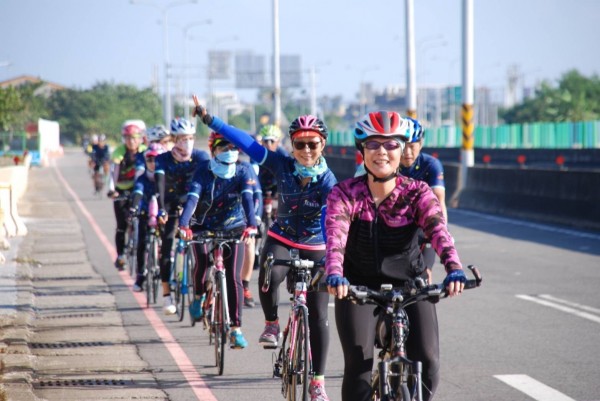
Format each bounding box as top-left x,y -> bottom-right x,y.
214,273 -> 227,375
145,239 -> 154,308
371,364 -> 412,401
288,307 -> 310,401
186,246 -> 197,327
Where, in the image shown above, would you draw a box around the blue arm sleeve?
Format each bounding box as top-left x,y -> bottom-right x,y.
241,191 -> 257,227
179,195 -> 199,228
209,117 -> 268,164
320,205 -> 327,242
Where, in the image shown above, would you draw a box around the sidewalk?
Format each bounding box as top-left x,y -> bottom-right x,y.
0,165 -> 166,400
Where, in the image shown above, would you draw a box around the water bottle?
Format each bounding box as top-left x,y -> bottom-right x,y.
148,195 -> 158,227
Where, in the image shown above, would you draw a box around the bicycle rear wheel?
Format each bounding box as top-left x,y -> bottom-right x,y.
173,251 -> 185,321
214,273 -> 227,375
288,307 -> 310,401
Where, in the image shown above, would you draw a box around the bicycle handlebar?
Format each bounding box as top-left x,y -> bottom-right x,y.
347,265 -> 482,307
261,252 -> 325,294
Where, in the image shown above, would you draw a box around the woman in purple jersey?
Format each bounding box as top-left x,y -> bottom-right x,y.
324,111 -> 467,401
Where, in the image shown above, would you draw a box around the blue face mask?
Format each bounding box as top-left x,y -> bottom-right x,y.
216,150 -> 239,164
210,150 -> 239,179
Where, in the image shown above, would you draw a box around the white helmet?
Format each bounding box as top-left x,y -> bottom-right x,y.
121,119 -> 146,136
170,117 -> 196,135
147,125 -> 170,142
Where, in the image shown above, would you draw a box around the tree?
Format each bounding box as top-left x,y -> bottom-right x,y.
47,82 -> 162,144
501,70 -> 600,124
0,86 -> 25,131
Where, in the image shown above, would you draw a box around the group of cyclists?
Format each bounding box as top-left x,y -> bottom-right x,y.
85,96 -> 469,401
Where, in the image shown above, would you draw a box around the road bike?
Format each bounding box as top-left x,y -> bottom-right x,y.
346,265 -> 482,401
143,220 -> 161,308
172,236 -> 195,323
198,230 -> 241,376
262,249 -> 324,401
125,215 -> 139,278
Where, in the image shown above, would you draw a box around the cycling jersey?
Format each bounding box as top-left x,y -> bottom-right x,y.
400,152 -> 445,189
325,175 -> 460,289
90,144 -> 110,165
179,160 -> 257,231
111,144 -> 147,191
154,148 -> 210,207
131,173 -> 156,213
207,117 -> 337,249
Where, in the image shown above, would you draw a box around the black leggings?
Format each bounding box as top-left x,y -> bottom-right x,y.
113,193 -> 131,256
159,206 -> 179,284
257,236 -> 329,376
191,239 -> 245,327
335,298 -> 439,401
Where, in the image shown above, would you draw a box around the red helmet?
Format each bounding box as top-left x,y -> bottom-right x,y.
288,115 -> 328,139
208,131 -> 226,150
354,111 -> 409,149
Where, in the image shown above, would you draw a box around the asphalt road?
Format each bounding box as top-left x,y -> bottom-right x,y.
51,149 -> 600,401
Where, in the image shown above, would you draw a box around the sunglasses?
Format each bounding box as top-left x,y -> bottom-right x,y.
145,157 -> 156,162
263,139 -> 276,144
362,140 -> 403,151
216,143 -> 238,151
293,141 -> 321,150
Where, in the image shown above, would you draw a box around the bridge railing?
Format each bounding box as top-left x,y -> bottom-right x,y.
327,120 -> 600,149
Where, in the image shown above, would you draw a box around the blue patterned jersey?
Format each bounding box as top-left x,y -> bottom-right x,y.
400,153 -> 445,189
179,160 -> 257,231
154,149 -> 210,206
131,173 -> 156,212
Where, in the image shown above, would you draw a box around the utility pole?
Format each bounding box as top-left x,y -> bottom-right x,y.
459,0 -> 475,193
405,0 -> 417,118
272,0 -> 282,127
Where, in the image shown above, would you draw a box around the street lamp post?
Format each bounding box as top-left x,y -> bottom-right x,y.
272,0 -> 282,127
130,0 -> 198,126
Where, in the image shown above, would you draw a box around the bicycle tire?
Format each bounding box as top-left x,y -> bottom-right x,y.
145,239 -> 153,308
151,236 -> 161,304
214,272 -> 227,376
173,250 -> 185,321
279,323 -> 291,399
186,246 -> 197,327
288,307 -> 310,401
371,366 -> 412,401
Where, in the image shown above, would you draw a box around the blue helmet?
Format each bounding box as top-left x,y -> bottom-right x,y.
405,117 -> 424,143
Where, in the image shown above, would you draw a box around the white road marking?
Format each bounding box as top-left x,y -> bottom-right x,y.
538,294 -> 600,315
517,294 -> 600,324
494,374 -> 576,401
454,209 -> 600,240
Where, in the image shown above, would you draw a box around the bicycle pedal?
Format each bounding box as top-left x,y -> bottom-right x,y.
263,344 -> 278,350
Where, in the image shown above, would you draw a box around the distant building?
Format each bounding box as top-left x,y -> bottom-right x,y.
0,75 -> 66,97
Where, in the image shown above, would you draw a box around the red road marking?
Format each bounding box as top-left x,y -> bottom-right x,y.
53,163 -> 217,401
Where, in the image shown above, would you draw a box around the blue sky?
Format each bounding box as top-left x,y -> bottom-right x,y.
1,0 -> 599,102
